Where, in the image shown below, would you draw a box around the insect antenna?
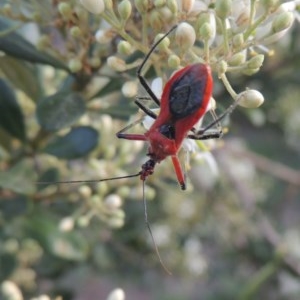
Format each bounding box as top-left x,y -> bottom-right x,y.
142,179 -> 172,275
36,172 -> 141,185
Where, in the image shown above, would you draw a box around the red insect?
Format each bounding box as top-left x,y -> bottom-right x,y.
116,26 -> 223,190
118,63 -> 213,190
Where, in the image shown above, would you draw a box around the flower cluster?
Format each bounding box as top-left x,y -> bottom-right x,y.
78,0 -> 300,173
79,0 -> 298,104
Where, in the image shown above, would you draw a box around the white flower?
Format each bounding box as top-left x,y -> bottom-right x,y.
59,217 -> 74,232
106,288 -> 125,300
230,0 -> 251,30
151,77 -> 163,98
121,80 -> 138,98
142,108 -> 160,130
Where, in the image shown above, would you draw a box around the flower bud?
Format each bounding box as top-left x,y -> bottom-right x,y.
215,0 -> 232,19
70,26 -> 82,38
176,22 -> 196,50
135,0 -> 149,14
217,60 -> 227,74
247,54 -> 264,69
77,216 -> 90,227
106,288 -> 125,300
166,0 -> 178,14
232,33 -> 244,49
107,210 -> 125,228
272,11 -> 294,33
118,0 -> 132,22
154,34 -> 170,51
157,6 -> 173,22
168,54 -> 181,68
121,80 -> 138,98
58,2 -> 73,19
117,40 -> 133,55
149,10 -> 163,30
237,89 -> 264,108
59,217 -> 74,232
103,0 -> 113,11
104,194 -> 122,210
154,0 -> 166,7
89,57 -> 101,68
181,0 -> 195,13
79,185 -> 92,198
68,58 -> 83,72
242,67 -> 260,75
261,0 -> 279,12
117,186 -> 131,198
80,0 -> 105,14
199,22 -> 214,41
228,51 -> 246,66
196,12 -> 216,45
107,56 -> 127,72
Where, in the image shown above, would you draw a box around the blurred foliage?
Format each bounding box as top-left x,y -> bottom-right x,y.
0,1 -> 300,300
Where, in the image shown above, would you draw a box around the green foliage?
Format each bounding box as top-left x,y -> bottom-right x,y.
0,78 -> 26,141
43,127 -> 99,159
37,92 -> 86,131
0,17 -> 69,71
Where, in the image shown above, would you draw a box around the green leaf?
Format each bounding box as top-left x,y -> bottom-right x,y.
0,56 -> 41,101
0,17 -> 69,71
0,78 -> 26,141
0,195 -> 28,218
36,168 -> 60,191
24,213 -> 89,261
0,159 -> 36,195
0,253 -> 17,278
37,91 -> 86,131
93,77 -> 123,98
51,233 -> 89,261
43,126 -> 99,159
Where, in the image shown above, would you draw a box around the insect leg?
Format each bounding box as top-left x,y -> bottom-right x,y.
171,156 -> 186,190
135,99 -> 158,119
187,131 -> 223,140
189,109 -> 223,140
136,25 -> 178,107
194,99 -> 241,137
116,117 -> 147,140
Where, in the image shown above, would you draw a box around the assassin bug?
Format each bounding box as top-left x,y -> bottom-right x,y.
116,25 -> 224,190
38,24 -> 241,273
